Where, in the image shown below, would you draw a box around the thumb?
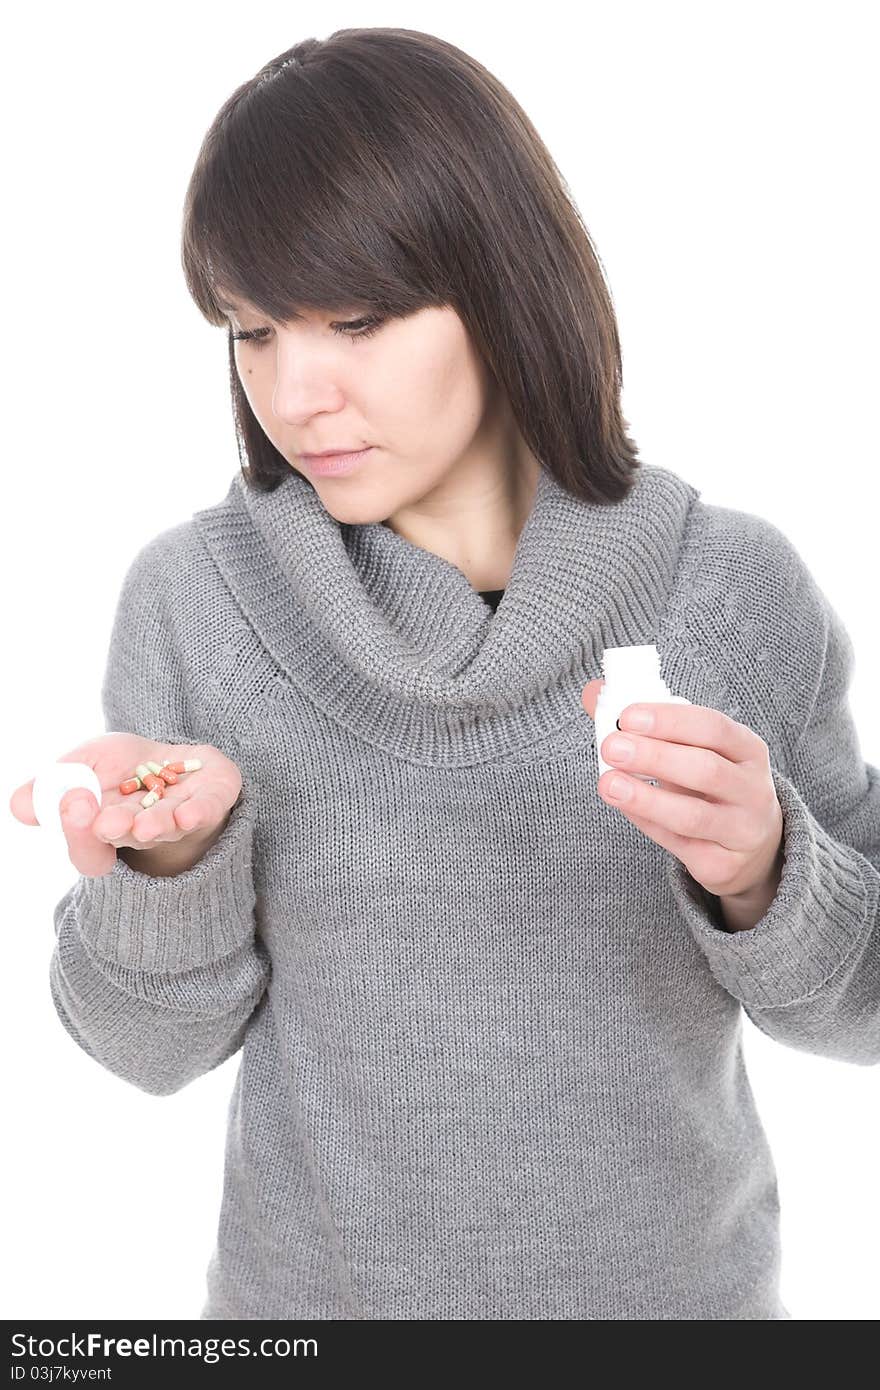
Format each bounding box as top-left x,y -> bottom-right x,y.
580,677 -> 605,721
61,790 -> 98,829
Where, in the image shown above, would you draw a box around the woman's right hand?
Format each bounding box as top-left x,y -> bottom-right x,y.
8,732 -> 243,878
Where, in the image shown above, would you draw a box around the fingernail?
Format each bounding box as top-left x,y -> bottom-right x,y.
607,775 -> 632,801
67,799 -> 92,827
625,706 -> 654,731
605,735 -> 634,763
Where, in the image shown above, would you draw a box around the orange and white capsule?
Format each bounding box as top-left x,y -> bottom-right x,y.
157,765 -> 179,785
163,758 -> 202,774
118,776 -> 142,795
132,764 -> 160,791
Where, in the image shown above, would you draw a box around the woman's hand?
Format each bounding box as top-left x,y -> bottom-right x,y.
582,679 -> 785,924
8,731 -> 243,879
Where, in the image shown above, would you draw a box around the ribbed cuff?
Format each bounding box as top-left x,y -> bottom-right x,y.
73,791 -> 257,974
665,765 -> 879,1008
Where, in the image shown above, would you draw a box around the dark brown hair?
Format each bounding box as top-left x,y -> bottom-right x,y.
181,27 -> 641,503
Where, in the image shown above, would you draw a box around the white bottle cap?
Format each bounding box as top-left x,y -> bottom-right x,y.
31,761 -> 104,845
601,644 -> 663,683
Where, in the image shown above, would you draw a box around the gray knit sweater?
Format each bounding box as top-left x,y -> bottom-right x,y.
49,462 -> 880,1320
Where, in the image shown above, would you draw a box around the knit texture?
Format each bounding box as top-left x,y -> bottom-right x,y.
49,461 -> 880,1319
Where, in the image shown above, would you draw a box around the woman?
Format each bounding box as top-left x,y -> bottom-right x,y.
43,28 -> 879,1320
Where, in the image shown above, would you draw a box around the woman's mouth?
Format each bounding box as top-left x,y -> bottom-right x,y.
298,447 -> 374,476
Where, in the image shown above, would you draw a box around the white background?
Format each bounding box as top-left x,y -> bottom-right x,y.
2,1 -> 877,1320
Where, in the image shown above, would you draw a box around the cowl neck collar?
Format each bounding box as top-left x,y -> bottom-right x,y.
192,463 -> 700,765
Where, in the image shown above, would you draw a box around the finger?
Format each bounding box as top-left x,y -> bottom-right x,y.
600,731 -> 750,803
92,802 -> 138,844
9,778 -> 38,826
59,790 -> 117,877
580,677 -> 604,721
617,702 -> 765,766
173,797 -> 208,835
620,807 -> 695,859
97,801 -> 170,846
598,770 -> 736,844
173,788 -> 228,835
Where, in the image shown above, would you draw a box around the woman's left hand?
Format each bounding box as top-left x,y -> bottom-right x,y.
581,679 -> 785,911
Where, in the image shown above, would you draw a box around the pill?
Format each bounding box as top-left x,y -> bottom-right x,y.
142,772 -> 164,793
118,777 -> 142,795
157,766 -> 179,785
135,763 -> 152,781
163,758 -> 202,774
140,789 -> 162,809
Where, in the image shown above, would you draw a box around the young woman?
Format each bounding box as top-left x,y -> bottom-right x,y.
26,27 -> 879,1320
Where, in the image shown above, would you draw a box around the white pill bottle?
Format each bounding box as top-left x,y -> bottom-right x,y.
594,643 -> 691,788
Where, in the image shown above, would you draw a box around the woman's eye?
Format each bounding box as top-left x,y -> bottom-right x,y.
331,315 -> 384,341
230,316 -> 384,347
230,327 -> 273,346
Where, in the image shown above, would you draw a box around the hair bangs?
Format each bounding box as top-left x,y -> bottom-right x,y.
182,60 -> 446,332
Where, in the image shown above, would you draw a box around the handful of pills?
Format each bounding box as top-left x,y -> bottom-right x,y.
28,753 -> 208,854
119,758 -> 203,809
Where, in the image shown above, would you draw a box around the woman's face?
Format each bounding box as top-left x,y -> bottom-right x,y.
226,299 -> 517,526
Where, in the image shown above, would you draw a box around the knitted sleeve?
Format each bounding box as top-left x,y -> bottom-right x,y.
665,513 -> 880,1065
49,532 -> 271,1096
